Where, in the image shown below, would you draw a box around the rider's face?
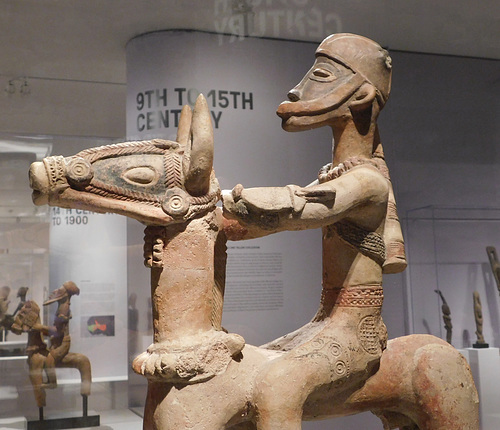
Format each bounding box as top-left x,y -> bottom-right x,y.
290,57 -> 353,102
277,55 -> 363,131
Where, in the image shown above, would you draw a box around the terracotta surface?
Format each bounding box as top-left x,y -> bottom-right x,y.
28,34 -> 478,429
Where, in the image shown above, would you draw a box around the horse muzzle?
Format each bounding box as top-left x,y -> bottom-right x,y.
29,161 -> 51,206
29,155 -> 95,206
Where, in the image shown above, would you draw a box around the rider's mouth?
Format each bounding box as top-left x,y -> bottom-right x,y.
276,101 -> 298,120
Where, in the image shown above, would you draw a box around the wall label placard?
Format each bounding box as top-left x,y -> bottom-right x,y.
51,207 -> 115,227
135,86 -> 254,132
225,246 -> 284,312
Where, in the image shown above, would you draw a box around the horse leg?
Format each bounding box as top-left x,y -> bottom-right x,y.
253,351 -> 333,430
139,344 -> 267,429
28,354 -> 47,408
144,381 -> 241,430
347,335 -> 479,430
43,352 -> 57,389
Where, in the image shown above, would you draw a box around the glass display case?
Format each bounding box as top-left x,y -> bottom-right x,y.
0,3 -> 497,427
406,206 -> 500,349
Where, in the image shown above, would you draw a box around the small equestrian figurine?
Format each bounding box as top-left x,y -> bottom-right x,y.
11,301 -> 53,408
435,289 -> 452,344
11,299 -> 95,425
0,285 -> 11,340
43,281 -> 80,388
473,290 -> 488,348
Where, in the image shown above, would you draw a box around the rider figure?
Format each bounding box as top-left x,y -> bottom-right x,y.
223,33 -> 406,429
43,281 -> 80,388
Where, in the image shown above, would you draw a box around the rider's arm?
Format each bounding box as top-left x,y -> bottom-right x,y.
32,323 -> 50,335
222,165 -> 388,240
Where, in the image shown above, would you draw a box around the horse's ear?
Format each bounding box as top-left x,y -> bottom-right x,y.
177,104 -> 192,146
183,95 -> 213,197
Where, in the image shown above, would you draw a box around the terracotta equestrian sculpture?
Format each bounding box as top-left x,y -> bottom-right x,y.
11,300 -> 92,410
28,34 -> 478,429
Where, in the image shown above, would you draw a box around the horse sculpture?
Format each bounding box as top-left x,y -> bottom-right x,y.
28,34 -> 478,430
11,300 -> 92,417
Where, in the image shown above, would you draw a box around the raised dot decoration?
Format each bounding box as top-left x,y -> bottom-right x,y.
334,360 -> 347,376
65,157 -> 94,189
161,187 -> 190,218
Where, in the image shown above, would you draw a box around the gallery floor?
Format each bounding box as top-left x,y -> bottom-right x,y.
0,409 -> 143,430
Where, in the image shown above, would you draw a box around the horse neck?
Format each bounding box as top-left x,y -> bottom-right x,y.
28,329 -> 45,347
27,316 -> 46,349
149,209 -> 226,344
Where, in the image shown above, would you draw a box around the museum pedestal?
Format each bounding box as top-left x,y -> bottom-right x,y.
460,347 -> 500,429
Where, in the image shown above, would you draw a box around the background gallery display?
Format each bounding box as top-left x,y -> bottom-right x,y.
0,18 -> 496,430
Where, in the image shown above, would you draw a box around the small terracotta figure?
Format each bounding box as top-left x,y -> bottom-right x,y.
0,286 -> 28,340
0,285 -> 11,313
435,289 -> 452,344
28,35 -> 479,429
0,285 -> 11,340
10,300 -> 91,410
472,290 -> 488,348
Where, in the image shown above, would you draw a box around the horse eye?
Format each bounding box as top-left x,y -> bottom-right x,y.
122,167 -> 158,186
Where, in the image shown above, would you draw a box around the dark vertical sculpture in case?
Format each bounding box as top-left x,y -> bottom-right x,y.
486,246 -> 500,295
472,290 -> 488,348
29,34 -> 479,429
435,289 -> 452,344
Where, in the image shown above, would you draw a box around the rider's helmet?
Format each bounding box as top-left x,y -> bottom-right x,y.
316,33 -> 392,108
62,281 -> 80,297
43,281 -> 79,305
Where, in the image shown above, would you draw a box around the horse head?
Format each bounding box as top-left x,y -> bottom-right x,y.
29,95 -> 218,227
29,95 -> 243,383
11,300 -> 40,334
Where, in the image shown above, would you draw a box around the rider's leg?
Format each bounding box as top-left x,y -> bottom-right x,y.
29,354 -> 47,408
43,352 -> 57,389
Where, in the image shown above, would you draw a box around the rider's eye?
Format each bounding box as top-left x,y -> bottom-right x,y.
313,68 -> 330,78
310,67 -> 337,82
122,166 -> 159,186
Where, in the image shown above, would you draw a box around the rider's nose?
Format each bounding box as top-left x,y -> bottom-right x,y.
288,88 -> 301,102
